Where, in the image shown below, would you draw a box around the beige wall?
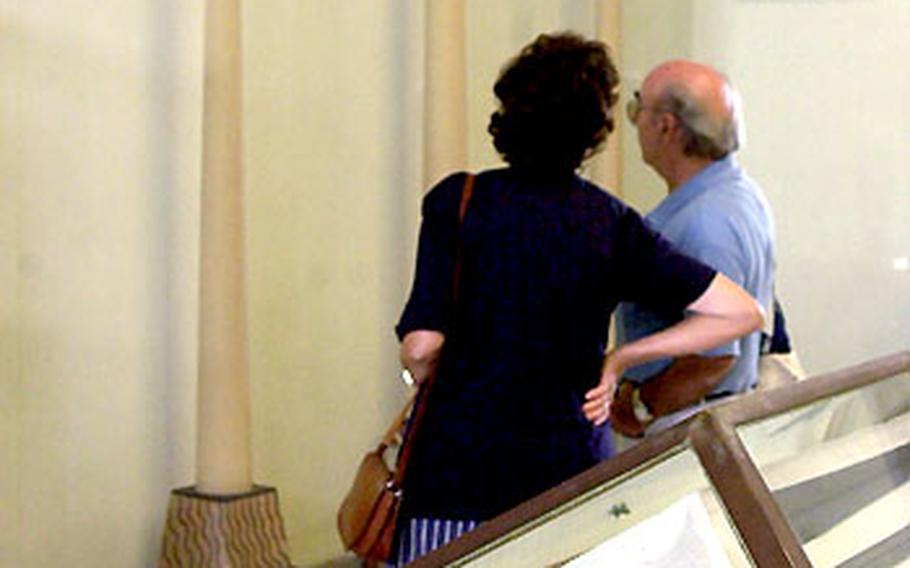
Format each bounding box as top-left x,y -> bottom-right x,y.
1,2 -> 203,566
2,1 -> 907,567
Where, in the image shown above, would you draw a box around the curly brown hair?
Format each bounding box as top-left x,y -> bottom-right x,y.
488,32 -> 620,174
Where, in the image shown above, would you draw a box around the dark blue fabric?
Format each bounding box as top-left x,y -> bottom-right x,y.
769,302 -> 791,353
395,168 -> 715,521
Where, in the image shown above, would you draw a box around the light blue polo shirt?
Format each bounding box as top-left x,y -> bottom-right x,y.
615,155 -> 775,395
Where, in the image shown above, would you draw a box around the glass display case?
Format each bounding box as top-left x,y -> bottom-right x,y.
409,351 -> 910,567
736,367 -> 910,567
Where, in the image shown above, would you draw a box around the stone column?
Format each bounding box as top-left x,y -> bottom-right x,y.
160,1 -> 291,564
195,0 -> 252,497
590,0 -> 623,197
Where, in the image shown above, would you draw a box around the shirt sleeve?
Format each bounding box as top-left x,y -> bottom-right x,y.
675,212 -> 746,358
679,213 -> 746,286
395,172 -> 468,340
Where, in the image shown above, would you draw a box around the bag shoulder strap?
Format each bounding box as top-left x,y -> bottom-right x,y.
452,173 -> 475,303
378,395 -> 415,450
389,172 -> 475,482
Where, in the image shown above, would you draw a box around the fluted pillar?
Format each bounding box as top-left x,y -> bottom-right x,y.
160,0 -> 291,564
195,0 -> 252,496
424,0 -> 468,187
590,0 -> 623,197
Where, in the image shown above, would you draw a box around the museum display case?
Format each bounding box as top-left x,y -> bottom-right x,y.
409,350 -> 910,567
734,362 -> 910,567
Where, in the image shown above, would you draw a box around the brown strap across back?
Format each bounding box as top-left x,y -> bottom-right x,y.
389,173 -> 475,487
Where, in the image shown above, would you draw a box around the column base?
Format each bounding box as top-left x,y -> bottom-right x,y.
160,485 -> 293,567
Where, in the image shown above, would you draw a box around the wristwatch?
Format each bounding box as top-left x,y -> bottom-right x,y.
631,385 -> 654,423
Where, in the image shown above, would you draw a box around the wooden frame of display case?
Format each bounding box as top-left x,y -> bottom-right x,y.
409,350 -> 910,567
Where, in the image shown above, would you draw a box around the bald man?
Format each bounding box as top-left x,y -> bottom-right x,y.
611,60 -> 776,437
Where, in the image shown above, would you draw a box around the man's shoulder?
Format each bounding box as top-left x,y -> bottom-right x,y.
650,192 -> 725,242
683,177 -> 771,230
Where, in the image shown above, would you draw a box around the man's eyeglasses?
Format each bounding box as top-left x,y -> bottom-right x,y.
625,90 -> 664,124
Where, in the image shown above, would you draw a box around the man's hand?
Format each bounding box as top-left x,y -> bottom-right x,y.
609,382 -> 648,438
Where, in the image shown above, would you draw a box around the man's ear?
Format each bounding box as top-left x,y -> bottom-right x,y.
658,112 -> 677,135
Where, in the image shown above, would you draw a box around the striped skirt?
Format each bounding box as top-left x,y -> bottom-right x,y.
394,517 -> 479,566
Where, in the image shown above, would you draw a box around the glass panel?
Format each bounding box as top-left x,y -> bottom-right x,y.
460,446 -> 751,568
737,371 -> 910,568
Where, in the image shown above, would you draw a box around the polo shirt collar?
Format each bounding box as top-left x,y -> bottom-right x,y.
647,155 -> 740,225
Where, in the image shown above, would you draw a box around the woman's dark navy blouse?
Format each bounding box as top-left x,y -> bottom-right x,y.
395,169 -> 715,521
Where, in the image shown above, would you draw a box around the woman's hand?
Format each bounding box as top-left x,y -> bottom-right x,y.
582,349 -> 627,426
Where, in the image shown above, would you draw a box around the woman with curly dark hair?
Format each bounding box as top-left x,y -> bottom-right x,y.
393,32 -> 761,565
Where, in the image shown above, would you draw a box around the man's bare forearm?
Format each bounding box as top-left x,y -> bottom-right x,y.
639,354 -> 735,416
